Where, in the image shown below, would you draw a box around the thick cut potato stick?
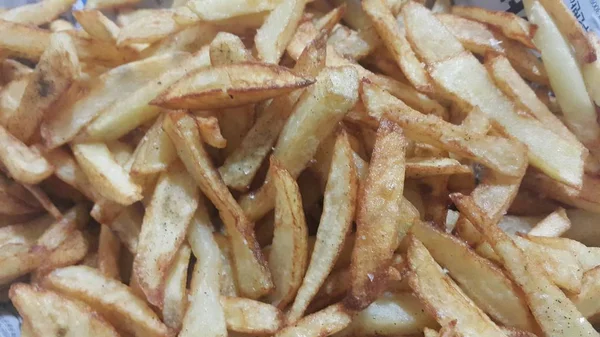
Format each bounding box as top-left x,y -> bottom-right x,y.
345,120 -> 407,310
42,52 -> 189,148
164,111 -> 273,299
73,10 -> 120,43
162,243 -> 191,331
187,0 -> 281,21
72,142 -> 141,205
98,225 -> 120,280
0,126 -> 53,185
287,131 -> 357,323
76,50 -> 211,142
0,0 -> 76,26
151,63 -> 314,110
363,0 -> 433,92
219,32 -> 326,191
410,220 -> 537,332
362,81 -> 527,178
221,296 -> 283,334
43,266 -> 171,337
239,66 -> 359,221
255,0 -> 306,64
181,205 -> 227,337
452,194 -> 599,337
451,6 -> 536,48
528,208 -> 571,237
267,162 -> 308,309
528,1 -> 600,151
131,115 -> 177,176
134,162 -> 198,306
403,2 -> 585,187
10,283 -> 120,337
407,236 -> 509,337
276,303 -> 352,337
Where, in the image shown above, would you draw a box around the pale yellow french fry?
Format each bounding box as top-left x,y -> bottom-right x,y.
528,208 -> 571,237
163,243 -> 191,331
0,0 -> 76,26
569,267 -> 600,324
0,125 -> 53,185
117,9 -> 196,46
131,114 -> 177,176
187,0 -> 281,21
277,303 -> 352,337
209,32 -> 253,66
98,224 -> 121,280
255,0 -> 306,63
73,10 -> 120,43
221,296 -> 283,334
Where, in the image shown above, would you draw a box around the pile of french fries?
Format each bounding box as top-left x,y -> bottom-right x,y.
1,0 -> 600,335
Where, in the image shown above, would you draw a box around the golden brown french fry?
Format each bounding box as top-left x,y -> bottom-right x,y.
72,142 -> 142,205
219,31 -> 326,191
73,10 -> 120,43
407,236 -> 509,337
152,63 -> 314,110
451,6 -> 536,48
255,0 -> 306,63
164,111 -> 273,299
187,0 -> 280,21
98,225 -> 120,280
287,131 -> 357,323
181,204 -> 227,337
195,116 -> 227,149
345,120 -> 406,310
0,126 -> 53,185
10,283 -> 120,337
363,0 -> 433,92
239,66 -> 359,221
403,2 -> 585,188
277,303 -> 352,337
528,208 -> 571,237
43,265 -> 171,337
267,161 -> 308,309
452,193 -> 599,337
362,81 -> 527,178
131,115 -> 177,176
0,59 -> 32,85
524,235 -> 600,272
134,162 -> 198,306
221,296 -> 283,334
163,243 -> 191,332
405,157 -> 472,178
41,52 -> 190,148
410,220 -> 537,332
0,0 -> 76,26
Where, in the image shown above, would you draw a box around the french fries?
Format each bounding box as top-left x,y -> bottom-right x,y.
0,0 -> 76,26
255,0 -> 306,64
0,125 -> 54,185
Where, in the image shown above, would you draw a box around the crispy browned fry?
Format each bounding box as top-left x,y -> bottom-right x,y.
72,142 -> 141,205
131,115 -> 177,176
134,162 -> 198,306
221,296 -> 283,334
451,6 -> 536,48
152,63 -> 314,110
164,111 -> 273,299
452,193 -> 599,337
42,52 -> 190,148
255,0 -> 306,63
0,0 -> 76,26
345,120 -> 406,310
267,161 -> 308,309
363,0 -> 433,92
195,116 -> 227,149
277,303 -> 352,337
287,131 -> 357,323
528,208 -> 571,237
182,203 -> 227,337
73,10 -> 120,43
43,265 -> 171,337
239,66 -> 359,221
219,32 -> 326,191
407,236 -> 509,337
362,81 -> 527,178
10,283 -> 120,337
163,243 -> 190,332
404,2 -> 585,188
0,126 -> 53,185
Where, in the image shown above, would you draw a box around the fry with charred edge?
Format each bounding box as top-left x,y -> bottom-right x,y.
255,0 -> 306,64
181,203 -> 227,337
0,125 -> 53,185
218,31 -> 327,191
361,81 -> 527,178
267,160 -> 308,309
287,131 -> 357,323
10,283 -> 120,337
452,193 -> 599,337
72,142 -> 142,205
407,236 -> 509,337
162,243 -> 191,331
221,296 -> 283,334
451,6 -> 537,48
151,63 -> 315,110
163,111 -> 273,299
239,66 -> 359,221
276,303 -> 352,337
7,32 -> 79,144
134,162 -> 199,307
363,0 -> 433,92
345,120 -> 406,310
